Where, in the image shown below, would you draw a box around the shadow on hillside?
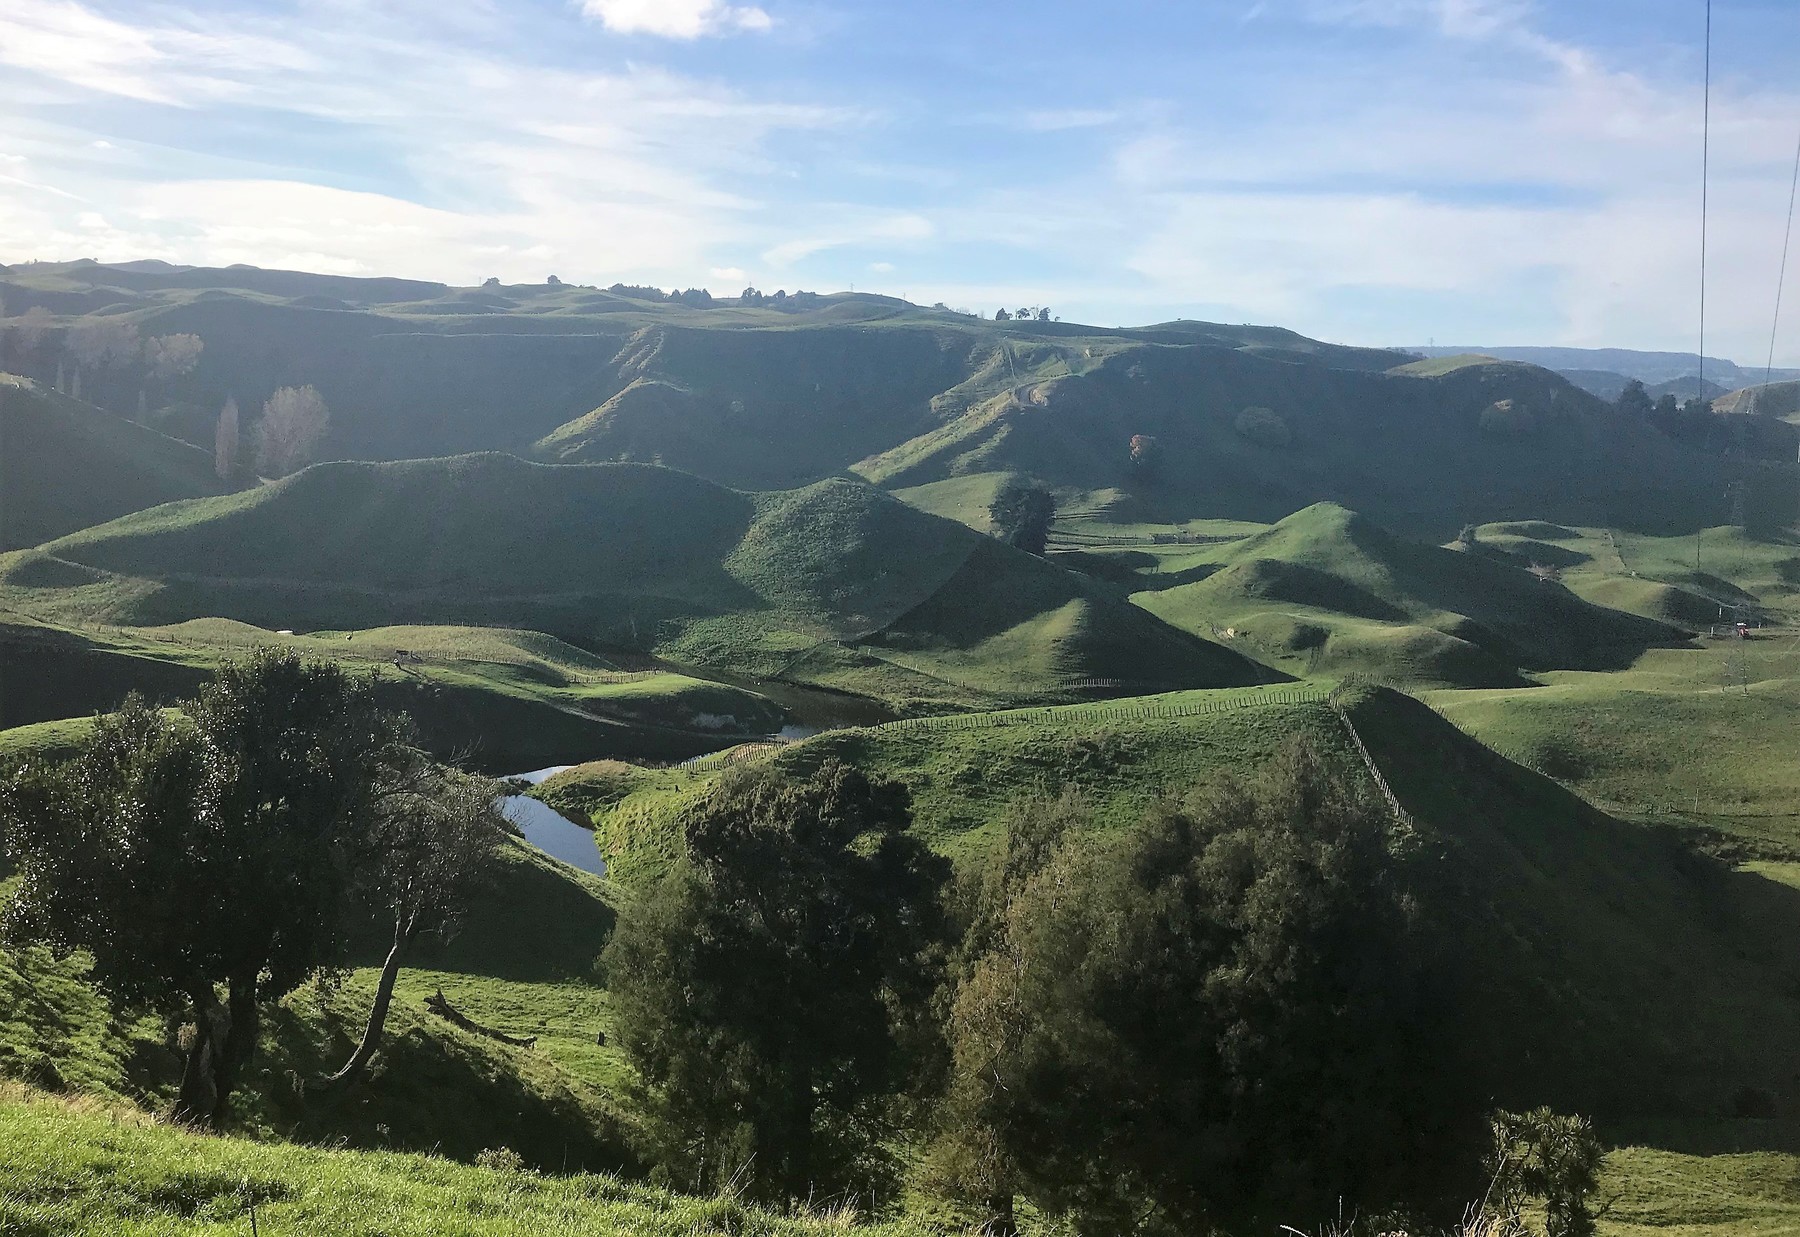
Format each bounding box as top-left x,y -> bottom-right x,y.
1345,687 -> 1800,1132
247,996 -> 639,1175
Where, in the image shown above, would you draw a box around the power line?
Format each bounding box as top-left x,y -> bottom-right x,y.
1764,123 -> 1800,395
1699,0 -> 1713,399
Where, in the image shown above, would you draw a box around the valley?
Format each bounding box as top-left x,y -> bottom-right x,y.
2,262 -> 1798,1237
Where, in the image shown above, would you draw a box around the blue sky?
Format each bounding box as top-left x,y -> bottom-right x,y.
4,1 -> 1800,361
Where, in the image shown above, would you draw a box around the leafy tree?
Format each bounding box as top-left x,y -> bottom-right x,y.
1653,392 -> 1680,421
1036,307 -> 1051,322
144,333 -> 204,381
931,744 -> 1475,1236
1128,433 -> 1162,477
1488,1109 -> 1606,1237
995,308 -> 1011,321
255,384 -> 330,476
603,760 -> 949,1207
1614,379 -> 1653,418
214,395 -> 240,482
0,651 -> 412,1127
1235,405 -> 1293,449
988,481 -> 1055,555
316,768 -> 508,1090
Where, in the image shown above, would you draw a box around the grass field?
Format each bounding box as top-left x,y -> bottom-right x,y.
0,1085 -> 931,1237
0,455 -> 1263,709
0,613 -> 785,771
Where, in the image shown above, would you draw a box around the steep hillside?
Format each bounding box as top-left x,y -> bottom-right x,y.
0,375 -> 225,550
0,454 -> 1263,707
542,683 -> 1800,1119
1714,379 -> 1800,425
854,349 -> 1795,538
1126,503 -> 1684,686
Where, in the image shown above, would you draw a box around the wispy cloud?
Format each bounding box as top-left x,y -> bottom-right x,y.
578,0 -> 774,39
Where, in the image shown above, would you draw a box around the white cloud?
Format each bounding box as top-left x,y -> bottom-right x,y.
869,261 -> 894,273
579,0 -> 773,39
710,266 -> 748,280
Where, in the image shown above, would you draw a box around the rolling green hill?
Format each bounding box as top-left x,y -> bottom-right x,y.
8,262 -> 1793,544
0,614 -> 787,771
0,374 -> 225,551
1122,503 -> 1685,686
0,454 -> 1263,708
540,683 -> 1800,1121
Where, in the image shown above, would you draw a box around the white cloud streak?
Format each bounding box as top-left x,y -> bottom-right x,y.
578,0 -> 773,39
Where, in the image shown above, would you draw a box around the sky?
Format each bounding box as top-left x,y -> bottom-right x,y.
4,0 -> 1800,362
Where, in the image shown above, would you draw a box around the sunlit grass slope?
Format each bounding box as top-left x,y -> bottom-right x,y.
0,374 -> 225,551
0,1085 -> 931,1237
0,614 -> 783,771
0,454 -> 1264,708
1126,503 -> 1684,686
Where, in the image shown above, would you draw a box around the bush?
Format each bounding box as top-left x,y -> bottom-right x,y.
1480,400 -> 1537,437
1235,406 -> 1292,449
1488,1108 -> 1605,1237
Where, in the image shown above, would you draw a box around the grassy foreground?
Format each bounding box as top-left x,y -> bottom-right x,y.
0,1085 -> 927,1237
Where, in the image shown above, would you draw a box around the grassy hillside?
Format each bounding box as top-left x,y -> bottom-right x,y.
541,683 -> 1800,1120
1119,503 -> 1685,686
0,835 -> 641,1173
1427,643 -> 1800,858
21,260 -> 1790,545
0,454 -> 1263,709
0,613 -> 784,771
0,1084 -> 934,1237
852,348 -> 1796,540
1713,379 -> 1800,423
0,375 -> 225,551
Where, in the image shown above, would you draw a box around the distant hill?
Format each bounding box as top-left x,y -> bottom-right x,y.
0,454 -> 1265,707
4,261 -> 1793,540
1408,344 -> 1800,389
0,375 -> 226,551
1714,379 -> 1800,425
1127,503 -> 1684,686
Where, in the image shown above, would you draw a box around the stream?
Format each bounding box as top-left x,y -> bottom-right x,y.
501,765 -> 606,877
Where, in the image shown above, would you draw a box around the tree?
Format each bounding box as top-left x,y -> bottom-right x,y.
988,481 -> 1055,555
215,396 -> 240,481
0,651 -> 413,1127
1128,433 -> 1162,478
995,308 -> 1011,321
931,744 -> 1476,1236
1615,379 -> 1653,419
255,384 -> 330,476
144,333 -> 204,381
5,305 -> 54,369
1036,307 -> 1050,322
1235,405 -> 1292,449
316,769 -> 507,1090
1488,1109 -> 1605,1237
740,286 -> 766,305
603,760 -> 949,1206
66,317 -> 139,376
1015,307 -> 1032,322
1653,392 -> 1680,421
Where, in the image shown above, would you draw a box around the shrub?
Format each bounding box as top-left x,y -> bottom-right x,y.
1480,400 -> 1537,437
1487,1108 -> 1605,1237
1235,406 -> 1292,449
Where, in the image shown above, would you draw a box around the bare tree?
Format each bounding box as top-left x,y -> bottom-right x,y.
215,396 -> 240,481
67,318 -> 140,375
315,769 -> 507,1090
255,385 -> 330,476
145,333 -> 204,381
9,306 -> 55,366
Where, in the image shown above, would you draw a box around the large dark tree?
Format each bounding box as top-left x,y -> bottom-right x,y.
1615,379 -> 1654,418
603,759 -> 950,1207
988,481 -> 1056,555
0,651 -> 412,1126
931,744 -> 1476,1237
